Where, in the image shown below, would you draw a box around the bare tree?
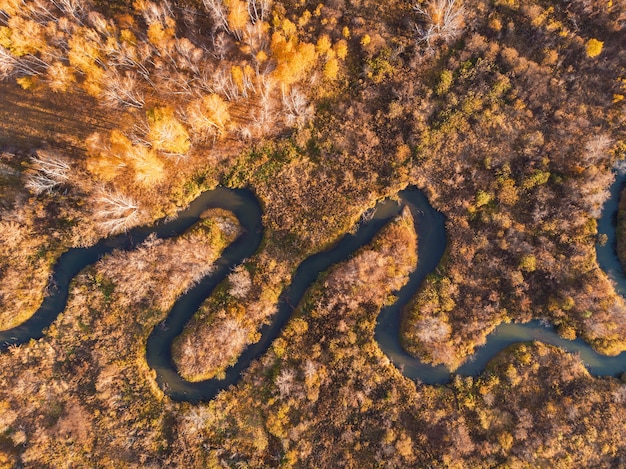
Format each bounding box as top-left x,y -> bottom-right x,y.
24,151 -> 71,194
240,66 -> 256,98
0,46 -> 48,79
180,407 -> 211,436
228,264 -> 252,299
158,69 -> 195,96
129,121 -> 153,147
203,0 -> 229,32
413,0 -> 465,48
94,189 -> 141,234
0,220 -> 29,248
102,37 -> 154,86
282,87 -> 312,128
0,46 -> 17,79
101,69 -> 145,108
243,20 -> 268,53
196,63 -> 216,93
213,67 -> 240,100
210,31 -> 231,60
583,134 -> 613,166
250,74 -> 274,134
275,368 -> 296,398
575,166 -> 614,217
139,0 -> 175,26
246,0 -> 270,23
87,11 -> 111,36
174,37 -> 203,75
236,125 -> 252,141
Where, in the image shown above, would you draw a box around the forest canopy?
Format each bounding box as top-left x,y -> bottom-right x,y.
0,0 -> 625,466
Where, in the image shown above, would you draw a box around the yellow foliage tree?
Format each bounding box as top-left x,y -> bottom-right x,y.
147,17 -> 176,50
86,132 -> 126,182
147,106 -> 191,155
270,31 -> 317,86
68,30 -> 103,74
86,130 -> 165,185
256,50 -> 268,64
120,29 -> 137,45
323,57 -> 339,80
298,10 -> 312,27
126,145 -> 166,185
185,94 -> 231,141
68,30 -> 105,96
334,39 -> 348,60
110,131 -> 165,185
586,38 -> 603,58
0,27 -> 10,49
16,76 -> 35,89
231,65 -> 244,91
227,0 -> 249,38
280,18 -> 297,37
2,17 -> 46,56
0,0 -> 21,15
316,35 -> 332,55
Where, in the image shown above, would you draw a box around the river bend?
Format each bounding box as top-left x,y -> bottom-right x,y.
2,179 -> 626,401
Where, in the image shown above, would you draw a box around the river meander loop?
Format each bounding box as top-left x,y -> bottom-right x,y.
3,180 -> 626,402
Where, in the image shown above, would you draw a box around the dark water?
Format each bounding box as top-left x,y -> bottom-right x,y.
375,173 -> 626,384
147,195 -> 403,401
3,179 -> 626,402
0,186 -> 405,401
596,169 -> 626,296
0,188 -> 262,351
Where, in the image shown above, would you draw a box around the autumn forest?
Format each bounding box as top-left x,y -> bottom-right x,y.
0,0 -> 626,466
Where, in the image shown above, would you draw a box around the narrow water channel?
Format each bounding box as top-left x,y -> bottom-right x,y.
3,175 -> 626,402
376,173 -> 626,384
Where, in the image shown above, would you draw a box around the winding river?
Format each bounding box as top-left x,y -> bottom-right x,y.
2,173 -> 626,402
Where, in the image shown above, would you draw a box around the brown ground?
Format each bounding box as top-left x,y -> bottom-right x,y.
0,81 -> 131,155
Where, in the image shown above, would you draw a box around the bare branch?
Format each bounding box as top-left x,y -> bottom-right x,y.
413,0 -> 465,48
282,87 -> 312,128
213,67 -> 240,101
0,46 -> 17,79
28,0 -> 58,24
51,0 -> 85,23
24,151 -> 71,194
210,31 -> 230,60
0,46 -> 48,79
87,11 -> 111,36
140,0 -> 174,26
203,0 -> 229,32
246,0 -> 270,23
94,189 -> 141,234
101,69 -> 145,108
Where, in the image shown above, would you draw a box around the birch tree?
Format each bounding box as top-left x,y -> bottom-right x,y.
24,151 -> 71,194
93,189 -> 141,234
413,0 -> 465,48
